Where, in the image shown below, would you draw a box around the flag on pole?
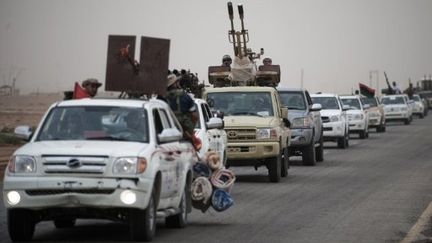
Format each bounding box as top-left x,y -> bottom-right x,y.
359,83 -> 375,98
72,82 -> 89,99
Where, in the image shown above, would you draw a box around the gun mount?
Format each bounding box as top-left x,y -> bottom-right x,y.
208,2 -> 281,87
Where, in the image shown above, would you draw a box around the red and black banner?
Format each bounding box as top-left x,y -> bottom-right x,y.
359,83 -> 375,98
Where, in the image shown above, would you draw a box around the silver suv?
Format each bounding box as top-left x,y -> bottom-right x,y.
278,88 -> 323,166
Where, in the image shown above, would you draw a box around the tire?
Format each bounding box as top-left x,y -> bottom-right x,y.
54,218 -> 76,228
166,185 -> 188,228
382,126 -> 386,132
420,113 -> 424,119
281,148 -> 289,178
8,209 -> 35,242
315,133 -> 324,162
404,119 -> 410,125
130,191 -> 157,241
359,130 -> 366,139
268,154 -> 281,183
337,135 -> 347,149
302,143 -> 316,166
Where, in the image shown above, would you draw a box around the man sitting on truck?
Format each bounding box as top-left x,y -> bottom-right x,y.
165,74 -> 201,150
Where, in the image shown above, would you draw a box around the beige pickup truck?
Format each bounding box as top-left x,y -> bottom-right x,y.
204,86 -> 291,182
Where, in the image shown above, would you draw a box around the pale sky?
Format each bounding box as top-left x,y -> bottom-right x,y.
1,0 -> 431,95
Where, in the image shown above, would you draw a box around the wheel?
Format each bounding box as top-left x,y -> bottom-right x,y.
420,113 -> 424,119
8,209 -> 35,242
365,130 -> 369,138
281,148 -> 289,177
166,185 -> 188,228
268,154 -> 281,182
404,119 -> 410,125
337,135 -> 347,149
382,126 -> 386,132
302,143 -> 316,166
315,133 -> 324,162
359,130 -> 366,139
130,191 -> 157,241
54,218 -> 76,228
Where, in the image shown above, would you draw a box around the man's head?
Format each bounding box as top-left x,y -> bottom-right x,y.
82,78 -> 102,97
392,81 -> 397,86
167,74 -> 180,89
222,55 -> 232,67
263,58 -> 272,65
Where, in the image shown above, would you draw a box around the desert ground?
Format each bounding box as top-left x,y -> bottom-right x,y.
0,93 -> 68,178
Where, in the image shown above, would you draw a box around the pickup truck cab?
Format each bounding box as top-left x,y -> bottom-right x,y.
194,98 -> 227,163
340,95 -> 370,139
3,98 -> 196,242
311,93 -> 350,149
382,94 -> 413,125
205,86 -> 291,182
278,88 -> 324,166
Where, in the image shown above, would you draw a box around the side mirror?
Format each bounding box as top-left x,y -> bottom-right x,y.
158,128 -> 183,143
207,117 -> 224,129
311,103 -> 322,111
14,125 -> 33,141
342,105 -> 350,111
281,106 -> 288,118
283,118 -> 291,128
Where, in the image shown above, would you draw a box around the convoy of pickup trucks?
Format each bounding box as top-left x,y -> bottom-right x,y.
2,2 -> 432,242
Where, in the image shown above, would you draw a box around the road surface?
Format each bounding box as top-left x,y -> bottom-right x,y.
1,116 -> 432,242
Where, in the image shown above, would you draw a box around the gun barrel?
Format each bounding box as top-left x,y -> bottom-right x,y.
227,2 -> 234,20
238,4 -> 247,56
238,4 -> 244,19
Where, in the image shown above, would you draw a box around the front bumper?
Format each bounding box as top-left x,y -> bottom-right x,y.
227,141 -> 280,160
3,176 -> 153,210
385,111 -> 409,120
322,121 -> 345,138
348,120 -> 366,132
290,128 -> 313,147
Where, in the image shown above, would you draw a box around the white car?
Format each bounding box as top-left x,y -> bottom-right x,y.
194,99 -> 227,164
3,98 -> 196,242
311,93 -> 350,148
382,94 -> 412,125
412,94 -> 425,118
340,95 -> 370,139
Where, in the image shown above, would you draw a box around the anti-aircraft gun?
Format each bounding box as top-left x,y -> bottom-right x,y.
208,2 -> 281,87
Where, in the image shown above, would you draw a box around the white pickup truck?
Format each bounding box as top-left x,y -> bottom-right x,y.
3,98 -> 197,242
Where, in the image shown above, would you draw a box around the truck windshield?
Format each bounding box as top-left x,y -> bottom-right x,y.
361,97 -> 378,107
279,91 -> 307,110
381,96 -> 405,105
341,98 -> 361,110
413,96 -> 421,102
311,97 -> 340,110
207,92 -> 274,117
37,106 -> 149,143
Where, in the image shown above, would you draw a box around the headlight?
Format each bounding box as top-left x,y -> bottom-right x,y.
8,155 -> 36,173
256,128 -> 277,139
353,114 -> 364,120
113,157 -> 147,175
369,112 -> 380,118
292,117 -> 312,128
330,115 -> 339,122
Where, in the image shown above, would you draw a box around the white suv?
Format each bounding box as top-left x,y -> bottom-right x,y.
382,94 -> 412,125
311,93 -> 350,148
3,98 -> 196,242
412,94 -> 425,119
340,95 -> 370,139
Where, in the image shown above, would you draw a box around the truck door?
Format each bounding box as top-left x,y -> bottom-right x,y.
153,108 -> 180,199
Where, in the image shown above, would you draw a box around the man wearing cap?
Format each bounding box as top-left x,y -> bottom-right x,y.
81,78 -> 102,98
263,57 -> 272,66
165,74 -> 200,149
222,55 -> 232,69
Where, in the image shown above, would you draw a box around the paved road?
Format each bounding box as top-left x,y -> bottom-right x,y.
1,116 -> 432,243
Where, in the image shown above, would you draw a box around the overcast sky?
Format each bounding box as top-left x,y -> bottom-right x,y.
1,0 -> 431,95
